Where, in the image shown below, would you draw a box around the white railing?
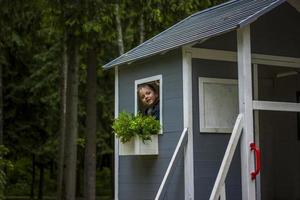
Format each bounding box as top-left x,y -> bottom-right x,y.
155,128 -> 188,200
209,114 -> 244,200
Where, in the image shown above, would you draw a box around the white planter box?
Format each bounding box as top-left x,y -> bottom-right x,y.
119,135 -> 158,155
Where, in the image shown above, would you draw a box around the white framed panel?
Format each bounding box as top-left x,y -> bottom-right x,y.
199,77 -> 238,133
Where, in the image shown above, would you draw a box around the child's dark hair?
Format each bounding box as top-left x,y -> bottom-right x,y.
137,83 -> 158,96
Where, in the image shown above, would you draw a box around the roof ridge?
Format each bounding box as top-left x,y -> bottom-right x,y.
189,0 -> 238,18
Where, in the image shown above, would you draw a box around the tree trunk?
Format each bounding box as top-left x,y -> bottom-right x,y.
30,154 -> 35,199
115,1 -> 124,55
76,162 -> 81,197
139,13 -> 145,44
38,164 -> 44,200
0,63 -> 3,145
84,47 -> 97,200
62,33 -> 79,200
57,38 -> 67,200
114,2 -> 125,198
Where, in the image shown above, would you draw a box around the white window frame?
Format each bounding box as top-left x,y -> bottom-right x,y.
135,74 -> 163,133
199,77 -> 238,133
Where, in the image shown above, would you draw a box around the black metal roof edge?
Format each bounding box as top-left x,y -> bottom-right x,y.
238,0 -> 286,27
102,0 -> 239,70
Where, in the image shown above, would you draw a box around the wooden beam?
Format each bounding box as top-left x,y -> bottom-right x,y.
253,64 -> 261,200
220,184 -> 226,200
237,25 -> 256,200
253,100 -> 300,112
191,48 -> 300,68
182,47 -> 194,200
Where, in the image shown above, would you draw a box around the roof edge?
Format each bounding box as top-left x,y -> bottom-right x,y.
238,0 -> 285,27
103,0 -> 239,70
103,0 -> 286,70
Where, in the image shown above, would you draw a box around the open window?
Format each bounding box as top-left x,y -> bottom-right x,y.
199,77 -> 238,133
135,74 -> 163,133
119,75 -> 162,156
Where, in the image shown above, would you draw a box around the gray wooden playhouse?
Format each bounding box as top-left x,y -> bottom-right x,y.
103,0 -> 300,199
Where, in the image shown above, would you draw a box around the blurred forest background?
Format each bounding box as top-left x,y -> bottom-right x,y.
0,0 -> 225,199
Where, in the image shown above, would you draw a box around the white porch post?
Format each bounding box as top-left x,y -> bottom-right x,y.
114,67 -> 119,200
237,25 -> 256,200
182,47 -> 194,200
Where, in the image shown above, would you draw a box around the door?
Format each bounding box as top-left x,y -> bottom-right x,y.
254,64 -> 300,200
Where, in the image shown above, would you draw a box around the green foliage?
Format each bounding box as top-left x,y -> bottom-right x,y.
5,158 -> 31,195
112,112 -> 161,143
96,167 -> 113,198
0,0 -> 227,197
0,146 -> 13,199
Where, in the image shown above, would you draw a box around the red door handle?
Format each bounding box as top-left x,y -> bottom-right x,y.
250,142 -> 261,180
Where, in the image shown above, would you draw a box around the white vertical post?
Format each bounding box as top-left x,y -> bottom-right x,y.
253,64 -> 261,200
237,25 -> 256,200
182,47 -> 194,200
114,67 -> 119,200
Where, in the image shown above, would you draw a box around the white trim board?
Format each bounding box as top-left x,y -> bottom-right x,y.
253,100 -> 300,112
182,47 -> 194,200
191,48 -> 300,68
253,64 -> 261,200
237,25 -> 256,200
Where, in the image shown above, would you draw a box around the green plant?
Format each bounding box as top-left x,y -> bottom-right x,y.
0,145 -> 13,199
112,112 -> 161,143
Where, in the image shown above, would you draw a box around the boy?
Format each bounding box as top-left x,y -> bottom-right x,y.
137,83 -> 160,120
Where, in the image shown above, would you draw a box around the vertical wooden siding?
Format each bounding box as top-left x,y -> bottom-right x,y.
192,59 -> 242,200
118,49 -> 184,200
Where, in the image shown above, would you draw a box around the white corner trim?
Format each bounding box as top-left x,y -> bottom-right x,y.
191,48 -> 300,68
114,67 -> 119,200
237,25 -> 256,200
134,74 -> 163,133
253,64 -> 261,200
182,47 -> 194,200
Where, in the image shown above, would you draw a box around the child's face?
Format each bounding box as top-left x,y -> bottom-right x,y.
139,85 -> 158,107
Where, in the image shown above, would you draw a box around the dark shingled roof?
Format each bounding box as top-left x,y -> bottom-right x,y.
103,0 -> 284,69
